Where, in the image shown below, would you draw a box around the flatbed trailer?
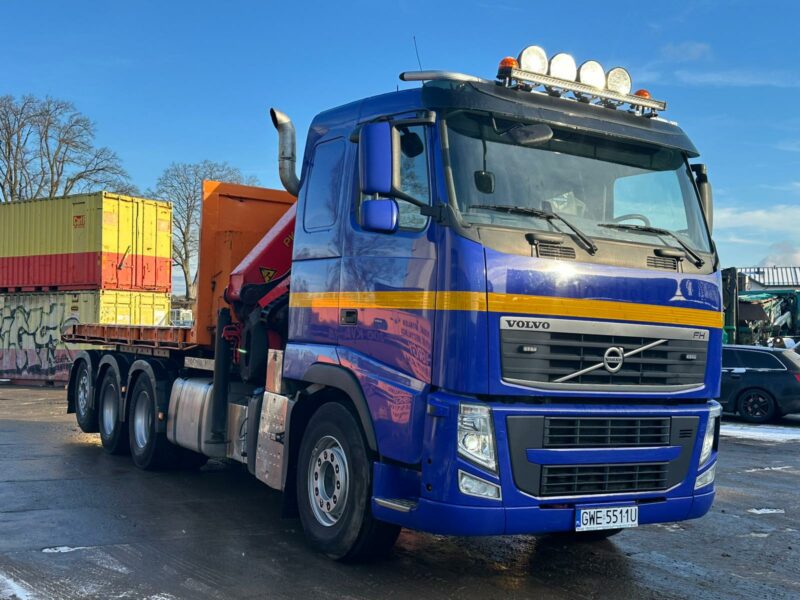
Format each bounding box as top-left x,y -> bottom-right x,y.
65,46 -> 722,562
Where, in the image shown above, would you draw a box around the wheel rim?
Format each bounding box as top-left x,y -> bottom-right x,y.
133,390 -> 152,449
77,370 -> 89,415
101,382 -> 118,435
743,393 -> 770,418
307,435 -> 349,527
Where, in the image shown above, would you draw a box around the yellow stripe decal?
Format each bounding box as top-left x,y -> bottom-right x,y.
487,293 -> 723,329
289,291 -> 722,329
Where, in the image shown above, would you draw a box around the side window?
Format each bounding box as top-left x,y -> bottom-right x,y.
722,349 -> 739,369
395,125 -> 431,230
740,350 -> 784,370
303,139 -> 345,231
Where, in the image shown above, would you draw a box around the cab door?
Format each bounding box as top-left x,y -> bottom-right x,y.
339,122 -> 437,463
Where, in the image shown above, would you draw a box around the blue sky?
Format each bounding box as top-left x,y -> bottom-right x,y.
2,0 -> 799,270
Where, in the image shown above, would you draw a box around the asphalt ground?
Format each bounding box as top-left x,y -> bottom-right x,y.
0,386 -> 798,600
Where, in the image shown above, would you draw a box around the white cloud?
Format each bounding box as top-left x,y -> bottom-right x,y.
715,203 -> 800,234
759,241 -> 800,266
660,42 -> 712,63
775,140 -> 800,153
674,70 -> 800,88
758,182 -> 800,194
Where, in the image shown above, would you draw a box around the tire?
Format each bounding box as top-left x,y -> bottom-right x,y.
74,361 -> 98,433
128,375 -> 175,470
552,528 -> 623,542
98,369 -> 129,455
296,402 -> 400,561
738,389 -> 777,423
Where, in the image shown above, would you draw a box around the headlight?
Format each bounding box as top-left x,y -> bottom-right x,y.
548,53 -> 577,82
606,67 -> 632,95
578,60 -> 606,89
695,463 -> 716,490
518,45 -> 549,75
457,403 -> 497,471
699,407 -> 720,466
459,470 -> 502,500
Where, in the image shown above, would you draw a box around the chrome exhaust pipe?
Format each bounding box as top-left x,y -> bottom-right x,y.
270,108 -> 300,197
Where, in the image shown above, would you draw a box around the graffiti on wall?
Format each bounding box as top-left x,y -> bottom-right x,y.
0,300 -> 79,379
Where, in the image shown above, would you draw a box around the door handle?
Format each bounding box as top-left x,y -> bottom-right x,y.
340,309 -> 358,326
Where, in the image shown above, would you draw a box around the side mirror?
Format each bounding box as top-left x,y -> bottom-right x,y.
691,164 -> 713,232
361,198 -> 399,234
359,122 -> 395,196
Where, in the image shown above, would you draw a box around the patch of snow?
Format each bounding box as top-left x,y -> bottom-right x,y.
0,572 -> 34,600
41,546 -> 88,553
747,508 -> 785,515
744,465 -> 792,472
720,423 -> 800,443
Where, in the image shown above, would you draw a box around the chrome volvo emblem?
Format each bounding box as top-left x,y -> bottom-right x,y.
602,347 -> 625,373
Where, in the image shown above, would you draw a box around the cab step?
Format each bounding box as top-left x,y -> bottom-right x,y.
374,497 -> 418,513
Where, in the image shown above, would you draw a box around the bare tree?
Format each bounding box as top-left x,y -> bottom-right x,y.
152,161 -> 258,299
0,94 -> 134,203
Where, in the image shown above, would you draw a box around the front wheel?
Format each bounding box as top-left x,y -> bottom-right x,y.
296,402 -> 400,561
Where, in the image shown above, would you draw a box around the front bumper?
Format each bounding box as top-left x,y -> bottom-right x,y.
372,391 -> 719,535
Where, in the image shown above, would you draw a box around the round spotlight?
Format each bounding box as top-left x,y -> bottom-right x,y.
518,45 -> 548,75
578,60 -> 606,89
606,67 -> 632,95
548,53 -> 577,81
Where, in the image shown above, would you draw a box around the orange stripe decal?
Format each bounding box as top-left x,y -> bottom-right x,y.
289,291 -> 722,329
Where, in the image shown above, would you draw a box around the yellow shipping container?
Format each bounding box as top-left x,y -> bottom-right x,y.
0,290 -> 170,382
0,191 -> 172,292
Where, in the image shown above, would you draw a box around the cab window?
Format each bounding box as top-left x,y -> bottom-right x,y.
395,125 -> 431,230
304,139 -> 344,231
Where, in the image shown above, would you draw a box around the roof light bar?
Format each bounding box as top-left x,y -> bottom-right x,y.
502,66 -> 666,111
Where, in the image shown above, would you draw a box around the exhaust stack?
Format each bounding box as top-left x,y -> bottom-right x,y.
270,108 -> 300,197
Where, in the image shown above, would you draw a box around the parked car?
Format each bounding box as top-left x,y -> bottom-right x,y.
720,345 -> 800,423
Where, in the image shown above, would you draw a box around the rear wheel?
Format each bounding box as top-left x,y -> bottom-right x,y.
738,389 -> 777,423
296,402 -> 400,561
128,375 -> 174,469
98,369 -> 128,454
74,361 -> 98,433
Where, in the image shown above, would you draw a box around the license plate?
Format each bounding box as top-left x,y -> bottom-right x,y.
575,505 -> 639,532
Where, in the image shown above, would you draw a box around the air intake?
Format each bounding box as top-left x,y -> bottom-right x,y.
538,244 -> 576,260
647,255 -> 678,271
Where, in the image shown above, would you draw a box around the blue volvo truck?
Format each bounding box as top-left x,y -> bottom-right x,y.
66,45 -> 722,561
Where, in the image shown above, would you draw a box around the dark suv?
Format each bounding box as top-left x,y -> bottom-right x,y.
720,345 -> 800,423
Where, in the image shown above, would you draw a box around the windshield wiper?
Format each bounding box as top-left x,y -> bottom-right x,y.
470,205 -> 597,255
598,223 -> 705,268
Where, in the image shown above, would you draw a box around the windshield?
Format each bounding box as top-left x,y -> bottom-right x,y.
444,112 -> 712,253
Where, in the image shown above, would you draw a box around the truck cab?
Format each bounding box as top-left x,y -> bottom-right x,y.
279,56 -> 721,552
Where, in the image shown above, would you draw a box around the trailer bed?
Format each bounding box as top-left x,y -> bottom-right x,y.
63,324 -> 197,350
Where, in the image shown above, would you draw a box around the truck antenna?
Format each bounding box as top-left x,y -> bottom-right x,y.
413,35 -> 423,70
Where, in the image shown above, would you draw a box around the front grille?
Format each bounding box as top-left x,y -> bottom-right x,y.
541,463 -> 669,496
647,255 -> 678,270
543,417 -> 671,447
538,244 -> 576,260
500,318 -> 708,390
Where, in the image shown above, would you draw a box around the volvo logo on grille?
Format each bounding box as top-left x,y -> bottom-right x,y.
603,347 -> 625,373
